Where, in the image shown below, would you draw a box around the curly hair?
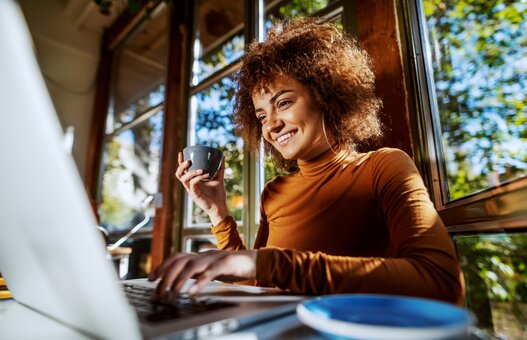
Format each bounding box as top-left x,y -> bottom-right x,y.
232,17 -> 383,172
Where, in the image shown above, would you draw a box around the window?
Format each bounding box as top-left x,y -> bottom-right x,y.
192,0 -> 244,84
98,3 -> 169,242
100,106 -> 164,232
264,0 -> 332,31
187,75 -> 244,227
405,1 -> 527,338
182,0 -> 247,250
454,233 -> 527,339
182,0 -> 344,250
420,0 -> 527,202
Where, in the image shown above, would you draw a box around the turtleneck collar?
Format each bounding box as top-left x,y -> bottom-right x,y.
297,147 -> 353,177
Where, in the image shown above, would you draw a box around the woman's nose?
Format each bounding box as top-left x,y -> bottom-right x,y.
265,112 -> 283,132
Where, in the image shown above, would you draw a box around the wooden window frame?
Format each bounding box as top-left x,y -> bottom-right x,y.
86,0 -> 433,269
85,0 -> 193,270
400,0 -> 527,233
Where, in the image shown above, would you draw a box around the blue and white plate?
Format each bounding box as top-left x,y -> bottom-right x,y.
296,294 -> 474,339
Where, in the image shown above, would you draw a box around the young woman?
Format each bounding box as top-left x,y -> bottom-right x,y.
149,17 -> 465,305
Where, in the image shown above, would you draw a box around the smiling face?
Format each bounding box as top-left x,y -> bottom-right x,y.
252,75 -> 329,162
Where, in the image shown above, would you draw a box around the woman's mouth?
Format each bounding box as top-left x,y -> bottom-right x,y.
276,131 -> 297,145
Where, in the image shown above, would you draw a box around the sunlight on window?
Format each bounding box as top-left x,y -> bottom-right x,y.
192,0 -> 244,84
187,76 -> 244,226
264,0 -> 331,33
423,0 -> 527,200
100,110 -> 163,235
107,85 -> 165,133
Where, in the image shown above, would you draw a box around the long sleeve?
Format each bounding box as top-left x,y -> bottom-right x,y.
211,216 -> 245,250
211,209 -> 269,250
253,200 -> 270,249
211,214 -> 270,287
254,149 -> 464,305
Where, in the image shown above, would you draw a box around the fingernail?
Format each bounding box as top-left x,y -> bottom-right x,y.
188,285 -> 198,295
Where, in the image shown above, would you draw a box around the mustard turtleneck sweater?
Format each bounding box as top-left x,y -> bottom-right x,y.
211,148 -> 465,305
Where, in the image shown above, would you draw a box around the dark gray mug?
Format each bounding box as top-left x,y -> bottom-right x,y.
182,145 -> 223,180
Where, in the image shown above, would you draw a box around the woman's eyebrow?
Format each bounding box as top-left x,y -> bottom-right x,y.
269,89 -> 293,104
254,89 -> 293,115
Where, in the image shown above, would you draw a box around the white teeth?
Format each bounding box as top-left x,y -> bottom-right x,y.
277,131 -> 295,143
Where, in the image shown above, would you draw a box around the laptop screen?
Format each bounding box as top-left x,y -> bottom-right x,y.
0,1 -> 141,339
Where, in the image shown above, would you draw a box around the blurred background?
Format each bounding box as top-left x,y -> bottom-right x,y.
13,1 -> 527,338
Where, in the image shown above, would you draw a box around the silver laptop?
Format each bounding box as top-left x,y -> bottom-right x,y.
0,1 -> 300,339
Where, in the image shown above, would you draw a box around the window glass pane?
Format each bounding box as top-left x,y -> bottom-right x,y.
454,233 -> 527,339
192,0 -> 244,84
107,85 -> 165,134
328,13 -> 343,28
184,236 -> 217,253
188,76 -> 244,227
99,109 -> 164,237
264,0 -> 331,32
107,4 -> 168,133
423,0 -> 527,201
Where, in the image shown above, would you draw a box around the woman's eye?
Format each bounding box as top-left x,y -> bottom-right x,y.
258,115 -> 267,123
277,100 -> 291,109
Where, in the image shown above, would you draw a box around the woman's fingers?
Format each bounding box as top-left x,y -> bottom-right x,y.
149,253 -> 186,281
169,254 -> 220,295
151,251 -> 258,300
190,261 -> 225,294
186,252 -> 257,294
179,169 -> 204,187
188,172 -> 211,189
175,160 -> 191,179
177,152 -> 183,165
179,251 -> 257,296
154,254 -> 194,300
153,252 -> 220,299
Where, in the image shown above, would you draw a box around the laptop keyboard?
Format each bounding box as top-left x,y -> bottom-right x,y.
121,283 -> 237,323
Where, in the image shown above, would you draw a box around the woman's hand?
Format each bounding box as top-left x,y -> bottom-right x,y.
148,250 -> 257,300
175,152 -> 228,225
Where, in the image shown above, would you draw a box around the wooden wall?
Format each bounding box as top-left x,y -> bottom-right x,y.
354,0 -> 413,157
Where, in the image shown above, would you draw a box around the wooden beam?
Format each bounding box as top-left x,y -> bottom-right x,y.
85,31 -> 112,200
106,0 -> 162,50
85,1 -> 158,201
150,0 -> 192,269
354,0 -> 413,157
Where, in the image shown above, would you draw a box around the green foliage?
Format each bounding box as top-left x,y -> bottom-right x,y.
424,0 -> 527,200
264,158 -> 290,184
100,139 -> 135,227
456,233 -> 527,336
278,0 -> 329,17
192,76 -> 244,224
197,35 -> 244,83
100,86 -> 164,233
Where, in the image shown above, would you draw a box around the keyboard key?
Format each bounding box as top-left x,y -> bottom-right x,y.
121,283 -> 237,323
